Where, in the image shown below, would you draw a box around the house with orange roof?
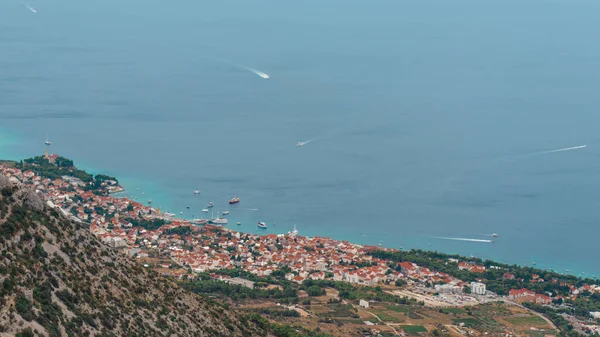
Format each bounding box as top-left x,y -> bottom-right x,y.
399,262 -> 419,276
509,288 -> 536,304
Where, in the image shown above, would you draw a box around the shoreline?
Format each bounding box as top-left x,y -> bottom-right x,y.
3,154 -> 600,334
0,144 -> 595,277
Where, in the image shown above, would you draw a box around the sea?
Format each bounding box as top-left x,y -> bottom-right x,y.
1,0 -> 599,276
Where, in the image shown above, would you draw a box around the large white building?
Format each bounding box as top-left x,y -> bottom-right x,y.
435,284 -> 463,294
470,282 -> 486,295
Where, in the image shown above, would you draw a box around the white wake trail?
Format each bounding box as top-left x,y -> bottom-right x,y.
536,145 -> 586,155
20,0 -> 36,13
433,237 -> 493,243
297,138 -> 317,146
209,58 -> 270,79
241,66 -> 270,80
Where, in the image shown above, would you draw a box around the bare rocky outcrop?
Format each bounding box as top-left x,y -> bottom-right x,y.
0,175 -> 10,189
14,188 -> 44,211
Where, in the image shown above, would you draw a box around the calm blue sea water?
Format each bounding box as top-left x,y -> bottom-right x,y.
1,0 -> 599,276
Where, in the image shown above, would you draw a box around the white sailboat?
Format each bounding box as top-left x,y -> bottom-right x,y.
210,210 -> 228,225
211,217 -> 228,225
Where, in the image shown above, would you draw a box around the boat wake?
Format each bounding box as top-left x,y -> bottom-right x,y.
246,208 -> 259,211
535,145 -> 587,155
433,237 -> 493,243
242,67 -> 270,80
20,0 -> 36,13
296,138 -> 317,147
210,58 -> 270,79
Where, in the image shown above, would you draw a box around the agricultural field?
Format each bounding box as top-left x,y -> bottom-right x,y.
398,325 -> 428,334
386,305 -> 410,313
235,289 -> 557,336
440,307 -> 465,314
504,316 -> 547,326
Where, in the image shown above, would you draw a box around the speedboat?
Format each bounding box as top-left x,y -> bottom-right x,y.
202,209 -> 209,213
207,202 -> 214,208
257,221 -> 267,229
229,197 -> 240,204
296,142 -> 304,147
222,211 -> 230,215
492,233 -> 499,237
193,190 -> 201,194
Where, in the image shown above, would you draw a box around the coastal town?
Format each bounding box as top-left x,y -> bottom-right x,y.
2,154 -> 600,336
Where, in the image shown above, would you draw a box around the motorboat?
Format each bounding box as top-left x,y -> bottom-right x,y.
207,202 -> 214,208
257,222 -> 267,229
222,211 -> 230,215
229,197 -> 240,204
202,209 -> 209,213
193,190 -> 201,195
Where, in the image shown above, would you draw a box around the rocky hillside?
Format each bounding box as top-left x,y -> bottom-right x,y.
0,175 -> 265,337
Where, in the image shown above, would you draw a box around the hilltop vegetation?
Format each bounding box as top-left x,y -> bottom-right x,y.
16,156 -> 118,194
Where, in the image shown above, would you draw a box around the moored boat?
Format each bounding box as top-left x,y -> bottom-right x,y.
222,211 -> 230,215
236,222 -> 241,225
193,190 -> 201,194
207,202 -> 214,208
229,197 -> 240,204
257,221 -> 267,229
202,209 -> 209,213
210,217 -> 228,225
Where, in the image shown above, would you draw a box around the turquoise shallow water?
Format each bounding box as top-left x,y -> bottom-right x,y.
0,130 -> 19,160
1,0 -> 599,276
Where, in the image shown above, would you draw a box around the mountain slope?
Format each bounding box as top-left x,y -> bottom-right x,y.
0,175 -> 264,337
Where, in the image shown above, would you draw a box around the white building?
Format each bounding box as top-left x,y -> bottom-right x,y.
435,284 -> 462,294
359,299 -> 369,308
471,282 -> 486,295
